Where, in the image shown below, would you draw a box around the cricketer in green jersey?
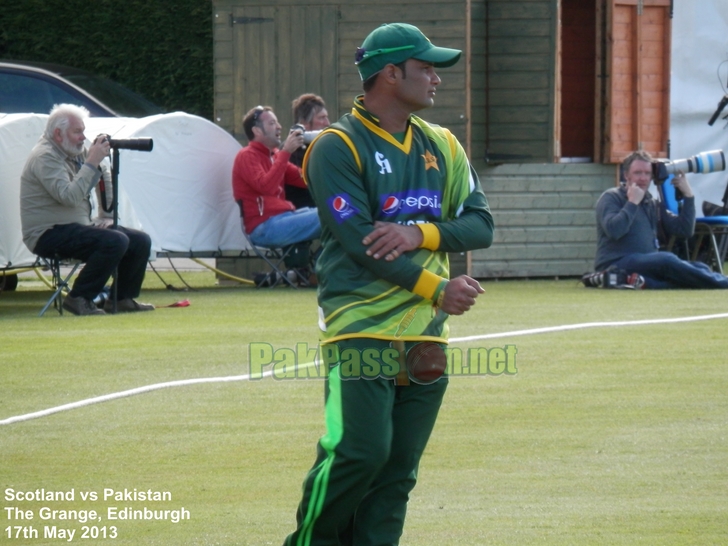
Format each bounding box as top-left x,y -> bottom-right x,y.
282,23 -> 495,546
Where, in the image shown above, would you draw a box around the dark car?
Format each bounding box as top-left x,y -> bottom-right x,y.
0,60 -> 163,117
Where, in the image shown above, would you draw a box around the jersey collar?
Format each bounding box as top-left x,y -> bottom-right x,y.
352,96 -> 413,153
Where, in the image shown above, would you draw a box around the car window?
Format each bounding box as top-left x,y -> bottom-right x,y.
65,74 -> 163,117
0,71 -> 109,116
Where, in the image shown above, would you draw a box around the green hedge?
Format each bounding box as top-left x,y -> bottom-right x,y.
0,0 -> 213,119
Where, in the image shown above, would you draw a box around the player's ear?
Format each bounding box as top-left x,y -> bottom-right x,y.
381,63 -> 400,83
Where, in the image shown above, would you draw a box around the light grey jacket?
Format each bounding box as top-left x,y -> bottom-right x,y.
20,135 -> 111,252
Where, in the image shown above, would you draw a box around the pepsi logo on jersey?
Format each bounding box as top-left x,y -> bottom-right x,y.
379,190 -> 442,217
327,193 -> 361,224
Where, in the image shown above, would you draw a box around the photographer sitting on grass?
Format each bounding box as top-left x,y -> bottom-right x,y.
584,150 -> 728,289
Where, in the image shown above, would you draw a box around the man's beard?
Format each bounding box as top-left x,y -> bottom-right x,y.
61,133 -> 84,157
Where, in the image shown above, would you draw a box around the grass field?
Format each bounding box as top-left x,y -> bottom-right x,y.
1,269 -> 727,545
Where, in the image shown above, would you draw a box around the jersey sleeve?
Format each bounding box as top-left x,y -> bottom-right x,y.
428,128 -> 494,252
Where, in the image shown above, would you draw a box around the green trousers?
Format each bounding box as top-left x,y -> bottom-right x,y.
284,338 -> 449,546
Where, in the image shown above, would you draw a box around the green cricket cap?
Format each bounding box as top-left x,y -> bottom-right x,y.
355,23 -> 462,81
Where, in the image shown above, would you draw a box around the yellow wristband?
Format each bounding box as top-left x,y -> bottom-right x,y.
412,270 -> 445,301
416,223 -> 441,251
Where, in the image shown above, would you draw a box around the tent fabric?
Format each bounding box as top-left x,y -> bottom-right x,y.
670,2 -> 728,208
84,113 -> 246,254
1,112 -> 246,269
0,114 -> 52,268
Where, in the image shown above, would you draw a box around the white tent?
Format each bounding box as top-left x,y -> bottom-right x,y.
83,112 -> 246,254
0,112 -> 245,270
0,114 -> 54,268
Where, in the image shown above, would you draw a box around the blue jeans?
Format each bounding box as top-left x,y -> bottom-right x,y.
612,252 -> 728,289
250,207 -> 321,248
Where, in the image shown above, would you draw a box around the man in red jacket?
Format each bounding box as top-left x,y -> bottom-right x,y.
232,106 -> 321,248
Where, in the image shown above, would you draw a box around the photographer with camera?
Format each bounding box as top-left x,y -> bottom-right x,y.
20,103 -> 154,315
586,150 -> 728,289
232,105 -> 321,249
286,94 -> 330,209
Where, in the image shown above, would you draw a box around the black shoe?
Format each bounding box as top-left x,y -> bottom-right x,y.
581,270 -> 605,288
62,295 -> 106,316
582,267 -> 628,288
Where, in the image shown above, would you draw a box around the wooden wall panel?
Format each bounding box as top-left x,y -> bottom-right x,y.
212,10 -> 235,131
213,0 -> 475,150
473,162 -> 617,278
604,0 -> 671,163
228,5 -> 277,141
213,4 -> 339,142
484,0 -> 557,164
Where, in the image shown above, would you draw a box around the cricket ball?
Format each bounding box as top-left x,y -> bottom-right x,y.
406,342 -> 447,385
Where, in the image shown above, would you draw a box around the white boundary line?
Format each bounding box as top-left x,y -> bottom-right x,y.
3,312 -> 727,426
449,312 -> 728,342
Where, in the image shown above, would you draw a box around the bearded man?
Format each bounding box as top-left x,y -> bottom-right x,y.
20,103 -> 153,315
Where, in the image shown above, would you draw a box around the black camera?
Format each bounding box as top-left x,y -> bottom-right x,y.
98,134 -> 153,152
290,124 -> 322,145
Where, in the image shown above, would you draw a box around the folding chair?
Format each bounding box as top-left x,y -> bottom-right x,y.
38,256 -> 82,316
236,200 -> 314,288
692,216 -> 728,273
660,177 -> 728,273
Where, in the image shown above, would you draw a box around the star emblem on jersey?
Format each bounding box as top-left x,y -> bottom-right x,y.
422,150 -> 439,171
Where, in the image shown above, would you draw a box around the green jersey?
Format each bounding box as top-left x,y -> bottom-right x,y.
304,97 -> 494,345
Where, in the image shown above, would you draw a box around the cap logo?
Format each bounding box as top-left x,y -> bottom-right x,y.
355,45 -> 415,65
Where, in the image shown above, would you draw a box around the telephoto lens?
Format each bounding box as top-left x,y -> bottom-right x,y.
108,138 -> 154,152
664,150 -> 725,175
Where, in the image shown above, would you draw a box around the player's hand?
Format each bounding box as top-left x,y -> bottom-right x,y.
363,221 -> 424,261
626,180 -> 646,205
281,128 -> 304,154
86,135 -> 110,168
439,275 -> 484,315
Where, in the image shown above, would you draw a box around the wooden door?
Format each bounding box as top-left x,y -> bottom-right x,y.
230,5 -> 338,141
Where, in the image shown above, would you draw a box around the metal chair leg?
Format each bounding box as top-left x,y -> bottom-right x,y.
39,260 -> 81,317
